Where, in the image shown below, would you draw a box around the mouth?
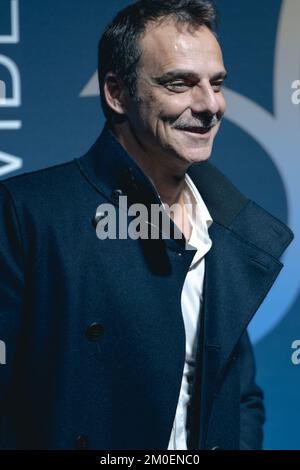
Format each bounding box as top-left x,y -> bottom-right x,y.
174,125 -> 213,137
184,126 -> 212,133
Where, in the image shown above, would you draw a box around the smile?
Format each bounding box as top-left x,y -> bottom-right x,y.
175,126 -> 213,138
182,126 -> 212,134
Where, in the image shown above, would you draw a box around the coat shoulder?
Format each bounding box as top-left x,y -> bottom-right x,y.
0,159 -> 78,201
188,160 -> 294,260
0,157 -> 97,221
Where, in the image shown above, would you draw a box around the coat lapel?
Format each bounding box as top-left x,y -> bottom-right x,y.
186,163 -> 294,448
204,220 -> 284,386
187,161 -> 294,381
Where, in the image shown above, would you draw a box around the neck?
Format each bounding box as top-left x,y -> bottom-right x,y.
111,121 -> 189,207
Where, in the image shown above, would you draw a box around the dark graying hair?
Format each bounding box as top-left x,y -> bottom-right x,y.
98,0 -> 218,122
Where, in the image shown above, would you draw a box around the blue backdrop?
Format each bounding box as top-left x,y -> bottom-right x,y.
0,0 -> 299,450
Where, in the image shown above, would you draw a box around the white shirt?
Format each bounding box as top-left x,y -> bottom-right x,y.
167,173 -> 213,450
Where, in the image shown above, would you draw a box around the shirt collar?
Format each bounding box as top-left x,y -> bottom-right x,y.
182,173 -> 213,263
184,172 -> 213,229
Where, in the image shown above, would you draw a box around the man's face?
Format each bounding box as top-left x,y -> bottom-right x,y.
122,20 -> 227,165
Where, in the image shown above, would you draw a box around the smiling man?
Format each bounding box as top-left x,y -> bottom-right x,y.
103,16 -> 226,217
0,0 -> 294,451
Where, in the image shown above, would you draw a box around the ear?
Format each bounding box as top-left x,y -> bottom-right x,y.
103,72 -> 127,116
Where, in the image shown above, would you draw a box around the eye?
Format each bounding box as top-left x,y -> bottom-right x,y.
211,81 -> 224,92
166,81 -> 191,92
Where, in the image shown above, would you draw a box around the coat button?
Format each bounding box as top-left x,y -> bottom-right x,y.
75,434 -> 88,450
111,189 -> 123,200
86,322 -> 105,341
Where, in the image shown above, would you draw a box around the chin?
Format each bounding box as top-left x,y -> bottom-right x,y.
166,143 -> 213,165
182,148 -> 213,164
189,155 -> 211,164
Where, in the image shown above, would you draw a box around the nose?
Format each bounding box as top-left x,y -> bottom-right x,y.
190,82 -> 220,116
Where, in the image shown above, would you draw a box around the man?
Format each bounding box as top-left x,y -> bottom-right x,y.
0,0 -> 294,450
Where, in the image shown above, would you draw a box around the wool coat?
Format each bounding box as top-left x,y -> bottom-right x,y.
0,123 -> 294,449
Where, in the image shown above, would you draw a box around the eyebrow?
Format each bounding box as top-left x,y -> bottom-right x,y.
153,69 -> 228,84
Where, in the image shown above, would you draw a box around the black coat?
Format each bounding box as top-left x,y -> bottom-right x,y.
0,123 -> 294,450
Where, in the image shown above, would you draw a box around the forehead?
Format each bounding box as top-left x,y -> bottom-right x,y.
138,20 -> 224,76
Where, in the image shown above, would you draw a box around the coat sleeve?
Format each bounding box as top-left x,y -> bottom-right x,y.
0,182 -> 24,424
238,329 -> 265,450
